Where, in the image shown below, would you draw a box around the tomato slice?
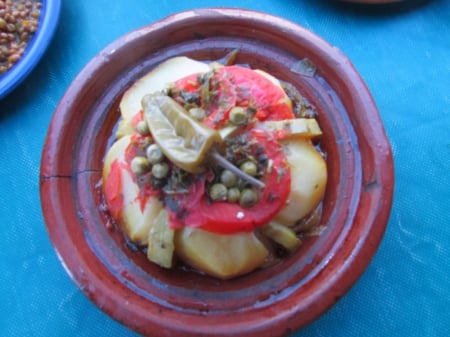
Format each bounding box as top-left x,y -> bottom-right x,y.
172,65 -> 294,129
165,129 -> 291,234
104,159 -> 126,220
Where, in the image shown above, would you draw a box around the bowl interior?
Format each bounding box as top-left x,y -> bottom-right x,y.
40,8 -> 393,337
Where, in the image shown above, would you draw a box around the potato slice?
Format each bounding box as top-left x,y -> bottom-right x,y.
175,228 -> 269,280
115,118 -> 135,139
103,135 -> 163,244
260,222 -> 301,251
147,209 -> 175,268
259,118 -> 322,139
120,57 -> 210,121
274,138 -> 327,227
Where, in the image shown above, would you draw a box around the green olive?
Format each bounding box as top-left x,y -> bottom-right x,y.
136,120 -> 150,135
131,156 -> 151,175
240,161 -> 258,177
227,187 -> 241,203
239,188 -> 258,208
152,162 -> 170,179
229,106 -> 248,125
189,107 -> 206,121
209,183 -> 228,201
146,143 -> 164,164
220,170 -> 237,188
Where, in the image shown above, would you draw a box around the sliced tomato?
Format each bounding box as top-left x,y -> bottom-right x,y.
165,129 -> 291,234
172,65 -> 294,129
104,159 -> 126,220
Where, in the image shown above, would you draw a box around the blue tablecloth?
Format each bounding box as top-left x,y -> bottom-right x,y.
1,1 -> 449,336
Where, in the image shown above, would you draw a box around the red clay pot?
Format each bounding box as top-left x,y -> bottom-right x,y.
40,8 -> 394,337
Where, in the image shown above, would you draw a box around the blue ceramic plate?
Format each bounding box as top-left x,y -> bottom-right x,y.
0,0 -> 61,99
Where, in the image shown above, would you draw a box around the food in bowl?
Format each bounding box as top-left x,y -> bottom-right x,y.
0,0 -> 42,74
102,54 -> 327,279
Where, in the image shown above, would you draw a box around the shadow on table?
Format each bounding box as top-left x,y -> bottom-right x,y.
320,0 -> 437,16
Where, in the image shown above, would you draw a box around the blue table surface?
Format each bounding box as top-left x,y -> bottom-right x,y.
1,1 -> 449,336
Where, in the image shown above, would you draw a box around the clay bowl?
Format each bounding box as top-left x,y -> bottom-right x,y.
40,8 -> 394,337
0,0 -> 61,99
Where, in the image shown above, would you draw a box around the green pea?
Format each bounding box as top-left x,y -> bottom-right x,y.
239,188 -> 258,208
136,120 -> 150,135
229,106 -> 248,125
152,162 -> 170,179
240,161 -> 258,177
220,170 -> 237,188
209,183 -> 228,201
146,144 -> 164,164
189,107 -> 206,121
227,187 -> 241,203
131,156 -> 151,175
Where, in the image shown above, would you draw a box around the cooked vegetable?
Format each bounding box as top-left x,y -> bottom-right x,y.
147,209 -> 175,268
240,161 -> 258,177
239,188 -> 258,208
142,93 -> 222,174
260,222 -> 301,252
171,65 -> 295,129
273,138 -> 327,227
166,129 -> 291,234
229,106 -> 249,126
175,227 -> 269,280
120,57 -> 210,121
209,183 -> 228,201
188,107 -> 206,121
151,162 -> 170,179
135,120 -> 150,135
130,156 -> 150,175
102,56 -> 327,280
220,170 -> 238,187
146,143 -> 164,164
227,187 -> 241,203
103,136 -> 164,244
259,118 -> 322,139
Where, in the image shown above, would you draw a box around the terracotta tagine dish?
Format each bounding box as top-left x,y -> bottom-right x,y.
40,8 -> 394,337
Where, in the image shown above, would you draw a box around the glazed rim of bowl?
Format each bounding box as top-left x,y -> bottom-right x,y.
40,8 -> 394,337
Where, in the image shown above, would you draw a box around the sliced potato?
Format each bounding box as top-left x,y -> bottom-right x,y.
274,138 -> 327,227
103,135 -> 163,244
147,209 -> 175,268
115,118 -> 136,139
120,57 -> 210,121
103,135 -> 130,182
175,227 -> 269,280
260,222 -> 301,251
259,118 -> 322,139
